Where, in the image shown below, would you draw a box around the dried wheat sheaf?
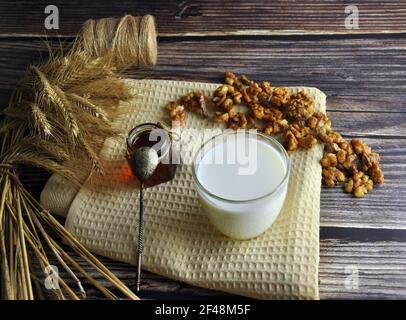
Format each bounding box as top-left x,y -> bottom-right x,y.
0,14 -> 157,300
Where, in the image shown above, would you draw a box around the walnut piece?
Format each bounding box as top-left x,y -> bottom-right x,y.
285,131 -> 298,154
212,84 -> 242,111
322,167 -> 346,187
179,91 -> 209,118
271,87 -> 290,108
263,119 -> 288,135
166,101 -> 186,126
283,122 -> 317,152
306,112 -> 332,131
227,112 -> 247,130
344,171 -> 374,198
319,134 -> 384,197
320,153 -> 338,167
298,134 -> 318,150
225,71 -> 237,86
186,71 -> 385,199
286,91 -> 314,120
370,162 -> 384,184
351,139 -> 372,155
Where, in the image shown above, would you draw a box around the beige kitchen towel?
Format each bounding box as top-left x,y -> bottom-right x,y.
43,79 -> 324,299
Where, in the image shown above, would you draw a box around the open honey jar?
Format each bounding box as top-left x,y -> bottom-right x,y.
126,123 -> 177,188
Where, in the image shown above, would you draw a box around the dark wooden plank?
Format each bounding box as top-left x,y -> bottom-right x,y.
0,21 -> 404,300
141,38 -> 406,114
0,1 -> 406,37
319,239 -> 406,299
330,112 -> 406,137
30,227 -> 406,299
1,37 -> 406,113
320,227 -> 406,242
321,138 -> 406,229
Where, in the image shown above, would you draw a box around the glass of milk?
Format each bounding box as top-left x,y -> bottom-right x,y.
192,130 -> 290,239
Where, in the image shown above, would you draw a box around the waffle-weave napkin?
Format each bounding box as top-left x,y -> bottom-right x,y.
41,79 -> 325,299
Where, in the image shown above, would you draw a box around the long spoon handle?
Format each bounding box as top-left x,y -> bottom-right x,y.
136,183 -> 144,292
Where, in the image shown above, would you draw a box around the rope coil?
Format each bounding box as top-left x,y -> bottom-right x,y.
80,14 -> 157,69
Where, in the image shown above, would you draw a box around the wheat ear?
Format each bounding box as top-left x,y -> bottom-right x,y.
67,93 -> 109,122
30,66 -> 80,140
29,103 -> 52,137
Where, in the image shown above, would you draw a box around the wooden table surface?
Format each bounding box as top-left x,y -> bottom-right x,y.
1,1 -> 406,299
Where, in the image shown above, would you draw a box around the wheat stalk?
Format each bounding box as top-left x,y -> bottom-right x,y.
67,93 -> 109,122
29,103 -> 52,137
0,14 -> 158,300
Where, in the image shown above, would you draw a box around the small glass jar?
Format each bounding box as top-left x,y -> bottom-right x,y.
126,123 -> 177,188
192,131 -> 290,239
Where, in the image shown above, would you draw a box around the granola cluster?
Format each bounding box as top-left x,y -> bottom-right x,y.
164,71 -> 384,198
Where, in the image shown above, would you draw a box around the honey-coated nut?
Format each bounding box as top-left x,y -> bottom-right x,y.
285,131 -> 298,153
351,139 -> 372,155
267,107 -> 284,120
166,101 -> 186,125
225,71 -> 237,85
362,152 -> 380,172
317,128 -> 343,144
227,112 -> 247,130
263,119 -> 288,135
249,102 -> 266,120
322,167 -> 346,187
271,87 -> 290,108
213,112 -> 229,123
179,91 -> 209,118
247,81 -> 262,98
212,84 -> 242,112
167,71 -> 384,199
298,134 -> 318,150
306,112 -> 332,131
370,162 -> 384,184
320,153 -> 338,167
286,91 -> 314,120
344,171 -> 374,198
337,149 -> 347,164
342,153 -> 359,173
240,74 -> 251,85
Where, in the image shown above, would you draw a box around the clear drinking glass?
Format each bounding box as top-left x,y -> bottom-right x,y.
192,131 -> 290,239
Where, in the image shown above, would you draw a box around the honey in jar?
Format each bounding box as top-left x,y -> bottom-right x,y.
126,123 -> 177,188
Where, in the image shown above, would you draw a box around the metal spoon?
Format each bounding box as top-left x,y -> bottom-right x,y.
131,146 -> 159,292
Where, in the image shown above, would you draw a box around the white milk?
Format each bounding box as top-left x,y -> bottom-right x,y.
194,133 -> 290,239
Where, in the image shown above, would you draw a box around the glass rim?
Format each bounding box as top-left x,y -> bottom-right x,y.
192,130 -> 291,204
127,123 -> 170,161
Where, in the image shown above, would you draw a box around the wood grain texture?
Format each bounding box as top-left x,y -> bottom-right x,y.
320,138 -> 406,229
319,240 -> 406,299
0,1 -> 406,37
29,231 -> 406,299
1,37 -> 406,113
2,2 -> 406,299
